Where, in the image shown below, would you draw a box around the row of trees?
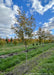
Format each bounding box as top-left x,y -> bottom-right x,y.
0,9 -> 54,47
0,37 -> 19,46
0,33 -> 54,46
11,9 -> 54,50
37,28 -> 54,44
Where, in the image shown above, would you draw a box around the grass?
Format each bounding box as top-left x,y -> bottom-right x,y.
0,43 -> 54,72
38,54 -> 54,75
0,44 -> 25,55
0,43 -> 37,55
28,50 -> 54,75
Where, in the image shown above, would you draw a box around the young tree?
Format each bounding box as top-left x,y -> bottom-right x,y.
37,28 -> 42,44
45,30 -> 53,43
37,28 -> 46,44
6,37 -> 8,44
12,10 -> 36,51
10,37 -> 13,43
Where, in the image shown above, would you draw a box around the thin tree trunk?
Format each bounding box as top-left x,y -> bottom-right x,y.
24,40 -> 28,70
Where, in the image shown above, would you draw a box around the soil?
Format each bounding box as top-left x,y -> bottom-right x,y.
0,48 -> 36,58
4,48 -> 54,75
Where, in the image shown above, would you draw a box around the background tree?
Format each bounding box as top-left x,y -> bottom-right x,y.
10,37 -> 13,43
13,37 -> 18,45
37,28 -> 42,44
12,10 -> 36,51
45,30 -> 53,43
37,28 -> 54,44
37,27 -> 46,44
0,38 -> 6,46
6,37 -> 8,44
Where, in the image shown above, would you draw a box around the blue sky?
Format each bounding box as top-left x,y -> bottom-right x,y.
0,0 -> 54,38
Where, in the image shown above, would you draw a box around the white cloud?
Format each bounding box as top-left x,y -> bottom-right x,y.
5,0 -> 13,6
13,5 -> 20,15
26,11 -> 29,17
0,0 -> 20,38
0,0 -> 3,3
52,6 -> 54,9
33,17 -> 54,38
43,17 -> 54,30
44,0 -> 47,3
30,9 -> 34,14
39,22 -> 42,24
27,3 -> 30,7
32,30 -> 38,39
30,0 -> 54,15
52,6 -> 54,12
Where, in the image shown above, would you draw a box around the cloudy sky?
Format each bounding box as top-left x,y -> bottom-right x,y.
0,0 -> 54,38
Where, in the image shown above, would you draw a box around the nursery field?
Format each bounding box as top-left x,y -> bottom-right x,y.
0,43 -> 54,75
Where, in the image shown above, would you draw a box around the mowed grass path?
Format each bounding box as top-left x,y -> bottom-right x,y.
0,44 -> 25,55
25,48 -> 54,75
0,43 -> 54,75
0,43 -> 37,56
27,49 -> 54,75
